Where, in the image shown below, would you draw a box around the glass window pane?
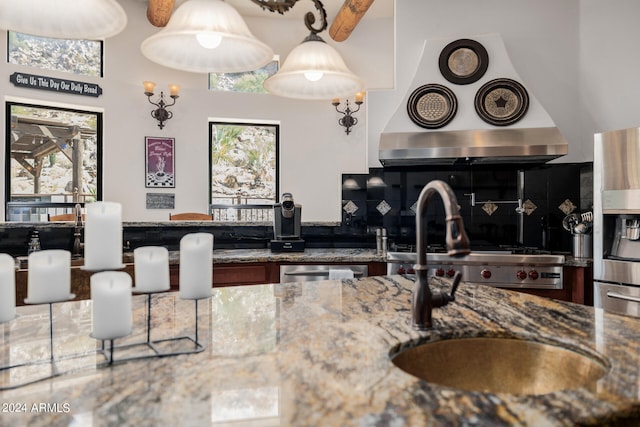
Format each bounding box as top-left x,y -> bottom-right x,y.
6,103 -> 101,221
210,122 -> 278,222
8,31 -> 103,77
208,60 -> 279,93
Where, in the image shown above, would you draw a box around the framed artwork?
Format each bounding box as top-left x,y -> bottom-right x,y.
145,136 -> 175,188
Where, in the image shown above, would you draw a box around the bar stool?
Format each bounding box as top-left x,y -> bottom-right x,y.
48,213 -> 85,222
169,213 -> 213,221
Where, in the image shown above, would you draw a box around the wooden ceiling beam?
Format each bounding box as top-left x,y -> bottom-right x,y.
329,0 -> 375,42
147,0 -> 175,27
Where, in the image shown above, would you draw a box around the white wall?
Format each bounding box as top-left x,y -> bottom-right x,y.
0,0 -> 393,222
578,0 -> 640,150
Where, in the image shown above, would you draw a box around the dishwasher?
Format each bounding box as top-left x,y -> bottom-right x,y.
280,264 -> 367,283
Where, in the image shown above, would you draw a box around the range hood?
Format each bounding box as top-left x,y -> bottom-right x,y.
379,34 -> 568,166
379,127 -> 568,166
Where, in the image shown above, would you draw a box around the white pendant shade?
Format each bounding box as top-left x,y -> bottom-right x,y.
0,0 -> 126,40
264,35 -> 364,100
141,0 -> 274,73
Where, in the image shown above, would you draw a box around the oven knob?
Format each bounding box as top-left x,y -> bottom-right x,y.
481,269 -> 492,279
516,270 -> 527,280
446,268 -> 456,278
407,267 -> 415,274
435,268 -> 445,277
397,266 -> 406,274
528,270 -> 539,280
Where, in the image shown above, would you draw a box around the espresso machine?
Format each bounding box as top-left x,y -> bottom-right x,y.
271,193 -> 305,252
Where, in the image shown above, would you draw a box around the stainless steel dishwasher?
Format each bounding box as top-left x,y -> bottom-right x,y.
280,264 -> 367,283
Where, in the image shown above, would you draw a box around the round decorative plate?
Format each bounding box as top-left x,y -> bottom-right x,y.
407,84 -> 458,129
474,78 -> 529,126
439,39 -> 489,85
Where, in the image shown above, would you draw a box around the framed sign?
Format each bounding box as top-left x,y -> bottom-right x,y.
146,193 -> 175,209
145,136 -> 175,188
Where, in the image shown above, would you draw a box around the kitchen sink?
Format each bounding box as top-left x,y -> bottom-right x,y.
392,337 -> 609,395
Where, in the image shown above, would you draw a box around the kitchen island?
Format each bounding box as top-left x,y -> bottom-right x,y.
1,275 -> 639,426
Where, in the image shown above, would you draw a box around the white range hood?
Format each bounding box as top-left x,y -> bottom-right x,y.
379,33 -> 568,166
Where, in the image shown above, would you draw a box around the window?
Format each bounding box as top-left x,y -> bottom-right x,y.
8,31 -> 103,77
208,60 -> 279,93
5,102 -> 102,221
209,122 -> 278,222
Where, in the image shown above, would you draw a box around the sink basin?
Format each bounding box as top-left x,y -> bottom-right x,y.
392,337 -> 608,395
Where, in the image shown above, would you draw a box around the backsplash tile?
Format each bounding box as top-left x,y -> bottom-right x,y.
343,162 -> 593,253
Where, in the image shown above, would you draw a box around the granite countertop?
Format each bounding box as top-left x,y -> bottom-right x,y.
1,275 -> 639,426
17,248 -> 588,270
15,248 -> 385,270
209,247 -> 385,264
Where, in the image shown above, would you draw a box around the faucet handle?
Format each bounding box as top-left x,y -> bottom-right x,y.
432,270 -> 463,307
449,271 -> 462,301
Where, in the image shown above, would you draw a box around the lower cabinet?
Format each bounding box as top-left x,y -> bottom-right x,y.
212,263 -> 280,287
170,262 -> 279,290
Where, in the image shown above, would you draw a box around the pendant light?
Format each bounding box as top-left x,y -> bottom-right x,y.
0,0 -> 126,40
262,0 -> 364,100
141,0 -> 274,73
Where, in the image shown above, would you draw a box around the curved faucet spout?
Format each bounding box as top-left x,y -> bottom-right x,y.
413,180 -> 470,330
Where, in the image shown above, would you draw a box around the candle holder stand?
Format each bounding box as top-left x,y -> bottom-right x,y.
2,290 -> 209,390
0,295 -> 75,390
94,291 -> 207,367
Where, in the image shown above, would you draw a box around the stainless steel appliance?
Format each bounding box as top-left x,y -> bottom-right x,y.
271,193 -> 305,252
387,251 -> 564,289
280,264 -> 367,283
594,128 -> 640,317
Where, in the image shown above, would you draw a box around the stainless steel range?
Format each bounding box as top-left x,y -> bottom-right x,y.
387,251 -> 565,289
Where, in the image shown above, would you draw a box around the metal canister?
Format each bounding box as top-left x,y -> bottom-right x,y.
572,234 -> 592,259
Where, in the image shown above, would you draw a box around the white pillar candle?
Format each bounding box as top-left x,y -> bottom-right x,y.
91,271 -> 132,340
0,254 -> 16,323
83,201 -> 123,271
179,233 -> 213,300
26,250 -> 71,304
133,246 -> 170,293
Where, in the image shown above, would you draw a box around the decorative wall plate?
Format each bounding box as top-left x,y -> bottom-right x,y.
474,78 -> 529,126
407,84 -> 458,129
439,39 -> 489,85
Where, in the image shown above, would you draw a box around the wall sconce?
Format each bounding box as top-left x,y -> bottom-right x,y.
260,0 -> 364,100
143,81 -> 180,129
332,92 -> 365,135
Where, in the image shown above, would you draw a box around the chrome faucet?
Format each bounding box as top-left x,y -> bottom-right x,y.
72,203 -> 84,258
413,180 -> 470,330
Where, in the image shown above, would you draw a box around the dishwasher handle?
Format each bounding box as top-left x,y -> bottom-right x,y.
284,269 -> 364,277
607,291 -> 640,304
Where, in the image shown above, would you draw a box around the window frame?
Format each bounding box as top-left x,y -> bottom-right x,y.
5,101 -> 103,221
7,30 -> 105,77
208,120 -> 280,222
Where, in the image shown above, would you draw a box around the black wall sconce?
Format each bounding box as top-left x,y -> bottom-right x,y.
143,81 -> 179,129
332,92 -> 365,135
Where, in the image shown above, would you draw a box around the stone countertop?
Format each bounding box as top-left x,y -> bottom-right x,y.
209,247 -> 385,264
1,276 -> 639,426
15,248 -> 385,270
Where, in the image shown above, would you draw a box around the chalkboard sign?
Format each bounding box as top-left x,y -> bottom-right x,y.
146,193 -> 175,209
